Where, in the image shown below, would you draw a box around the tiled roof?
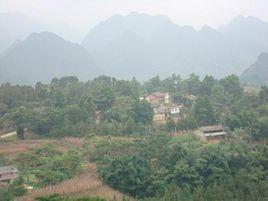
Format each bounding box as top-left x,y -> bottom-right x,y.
0,166 -> 18,175
199,125 -> 224,133
147,92 -> 167,99
0,173 -> 18,181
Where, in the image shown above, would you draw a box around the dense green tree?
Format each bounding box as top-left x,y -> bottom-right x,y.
133,100 -> 153,125
200,75 -> 216,96
162,74 -> 182,94
12,107 -> 32,139
191,96 -> 216,126
0,102 -> 8,116
220,74 -> 243,99
8,176 -> 27,197
183,74 -> 201,95
0,83 -> 34,108
100,155 -> 153,198
259,86 -> 268,104
35,82 -> 49,100
0,188 -> 13,201
144,75 -> 163,93
165,117 -> 176,132
92,86 -> 114,111
211,84 -> 228,116
177,115 -> 198,130
115,78 -> 141,99
237,110 -> 260,140
258,116 -> 268,138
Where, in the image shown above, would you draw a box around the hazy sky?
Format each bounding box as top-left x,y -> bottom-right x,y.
1,0 -> 268,41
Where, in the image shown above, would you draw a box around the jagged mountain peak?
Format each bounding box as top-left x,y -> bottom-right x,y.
0,31 -> 98,85
241,52 -> 268,86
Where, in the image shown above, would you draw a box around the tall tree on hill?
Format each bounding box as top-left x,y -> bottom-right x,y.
259,86 -> 268,104
12,107 -> 31,140
200,75 -> 216,96
133,100 -> 154,125
220,74 -> 243,99
183,74 -> 201,95
192,96 -> 216,126
144,75 -> 163,93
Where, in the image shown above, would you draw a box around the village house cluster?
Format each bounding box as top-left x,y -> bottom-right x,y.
140,92 -> 228,142
140,92 -> 183,122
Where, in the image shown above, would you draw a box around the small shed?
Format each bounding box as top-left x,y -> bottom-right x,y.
0,166 -> 18,182
196,125 -> 228,141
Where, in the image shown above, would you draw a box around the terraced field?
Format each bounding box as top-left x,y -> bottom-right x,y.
20,162 -> 127,201
0,136 -> 129,201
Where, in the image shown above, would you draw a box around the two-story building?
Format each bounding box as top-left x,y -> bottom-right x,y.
153,105 -> 170,122
153,104 -> 183,122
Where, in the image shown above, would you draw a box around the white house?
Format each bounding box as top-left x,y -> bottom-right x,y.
170,105 -> 183,115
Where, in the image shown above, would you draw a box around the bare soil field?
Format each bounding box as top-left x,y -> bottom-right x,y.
63,137 -> 87,147
0,139 -> 57,157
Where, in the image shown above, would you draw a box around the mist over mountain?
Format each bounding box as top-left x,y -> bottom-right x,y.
82,13 -> 268,79
1,12 -> 268,84
240,52 -> 268,86
0,32 -> 98,85
219,15 -> 268,64
0,12 -> 86,54
0,12 -> 44,53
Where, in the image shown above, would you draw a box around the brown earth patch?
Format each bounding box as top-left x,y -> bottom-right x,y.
0,139 -> 57,158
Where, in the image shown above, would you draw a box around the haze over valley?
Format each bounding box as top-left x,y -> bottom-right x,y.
1,1 -> 268,201
0,12 -> 268,84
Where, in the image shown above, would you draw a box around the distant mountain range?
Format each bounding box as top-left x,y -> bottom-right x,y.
0,32 -> 98,84
240,52 -> 268,86
0,13 -> 44,53
82,13 -> 268,79
1,12 -> 268,84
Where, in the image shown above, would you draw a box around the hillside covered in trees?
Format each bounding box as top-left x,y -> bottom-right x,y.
0,74 -> 268,200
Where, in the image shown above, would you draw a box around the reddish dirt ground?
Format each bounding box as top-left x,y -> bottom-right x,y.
0,139 -> 57,157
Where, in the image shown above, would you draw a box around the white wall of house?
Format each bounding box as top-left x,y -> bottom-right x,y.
170,107 -> 180,114
165,93 -> 170,104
